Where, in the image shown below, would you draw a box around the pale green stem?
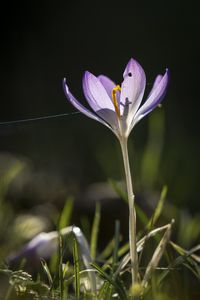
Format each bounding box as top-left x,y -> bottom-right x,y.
120,137 -> 138,286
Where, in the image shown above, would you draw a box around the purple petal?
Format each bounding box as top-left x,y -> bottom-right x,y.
148,74 -> 163,98
82,72 -> 119,129
133,69 -> 169,124
98,75 -> 116,99
120,58 -> 146,117
95,109 -> 120,132
63,78 -> 109,127
83,71 -> 115,112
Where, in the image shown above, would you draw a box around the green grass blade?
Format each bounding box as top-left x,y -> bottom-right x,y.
90,203 -> 101,260
170,242 -> 200,279
158,253 -> 189,285
98,238 -> 115,260
140,109 -> 165,188
171,242 -> 200,263
108,178 -> 128,203
147,186 -> 168,230
97,281 -> 112,300
40,258 -> 53,286
101,242 -> 129,272
170,241 -> 186,256
91,262 -> 127,299
0,161 -> 25,201
71,226 -> 96,293
58,197 -> 74,230
108,179 -> 149,230
183,260 -> 200,279
117,242 -> 129,257
63,261 -> 69,278
112,220 -> 120,274
135,203 -> 149,227
58,235 -> 64,300
73,238 -> 80,300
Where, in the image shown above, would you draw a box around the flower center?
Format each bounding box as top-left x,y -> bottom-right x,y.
112,85 -> 121,118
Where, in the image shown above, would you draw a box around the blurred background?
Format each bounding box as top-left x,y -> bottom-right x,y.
0,0 -> 199,250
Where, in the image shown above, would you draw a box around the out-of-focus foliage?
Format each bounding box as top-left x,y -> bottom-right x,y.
0,163 -> 199,299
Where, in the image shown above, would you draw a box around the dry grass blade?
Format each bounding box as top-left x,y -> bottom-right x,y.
137,223 -> 172,253
115,222 -> 173,276
141,220 -> 174,288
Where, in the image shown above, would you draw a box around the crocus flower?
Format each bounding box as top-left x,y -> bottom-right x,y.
7,227 -> 93,273
63,58 -> 169,140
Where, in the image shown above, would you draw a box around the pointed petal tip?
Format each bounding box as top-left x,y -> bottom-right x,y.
62,77 -> 70,95
129,57 -> 138,64
62,77 -> 67,88
165,68 -> 170,80
123,57 -> 145,79
84,70 -> 92,78
63,77 -> 66,85
132,66 -> 169,129
82,70 -> 94,85
127,57 -> 142,67
62,76 -> 106,125
127,57 -> 137,67
63,77 -> 69,86
165,68 -> 169,75
97,74 -> 106,80
154,68 -> 169,87
163,68 -> 170,85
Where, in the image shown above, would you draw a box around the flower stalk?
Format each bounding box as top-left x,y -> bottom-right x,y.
63,57 -> 169,290
120,137 -> 138,286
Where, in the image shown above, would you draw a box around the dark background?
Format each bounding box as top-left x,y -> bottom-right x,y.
0,0 -> 199,218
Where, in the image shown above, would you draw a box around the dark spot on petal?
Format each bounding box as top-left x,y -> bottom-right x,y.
128,72 -> 132,77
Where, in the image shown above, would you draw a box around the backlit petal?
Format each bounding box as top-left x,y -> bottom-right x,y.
133,69 -> 169,126
148,74 -> 163,98
63,78 -> 109,127
82,72 -> 119,129
120,58 -> 146,118
83,71 -> 115,112
98,75 -> 116,99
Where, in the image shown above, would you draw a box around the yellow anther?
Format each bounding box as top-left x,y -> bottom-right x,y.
112,85 -> 121,118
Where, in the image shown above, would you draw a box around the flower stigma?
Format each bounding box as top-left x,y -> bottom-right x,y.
112,85 -> 121,119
